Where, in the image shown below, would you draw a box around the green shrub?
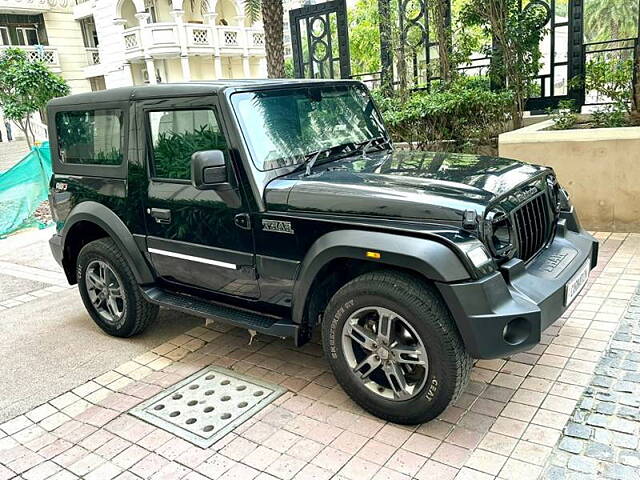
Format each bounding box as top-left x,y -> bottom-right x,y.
592,103 -> 630,128
372,77 -> 513,150
585,56 -> 633,108
547,100 -> 578,130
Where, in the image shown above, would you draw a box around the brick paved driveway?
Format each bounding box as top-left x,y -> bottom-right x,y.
0,232 -> 639,480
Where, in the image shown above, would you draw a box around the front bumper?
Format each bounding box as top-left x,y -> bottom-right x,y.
437,219 -> 598,359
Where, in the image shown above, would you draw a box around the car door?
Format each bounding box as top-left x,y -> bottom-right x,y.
139,96 -> 259,299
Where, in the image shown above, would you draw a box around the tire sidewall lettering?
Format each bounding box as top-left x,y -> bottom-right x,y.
329,299 -> 353,359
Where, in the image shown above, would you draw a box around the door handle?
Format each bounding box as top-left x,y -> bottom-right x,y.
148,208 -> 171,224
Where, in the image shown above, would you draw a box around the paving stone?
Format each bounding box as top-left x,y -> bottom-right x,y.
585,414 -> 608,428
567,456 -> 597,474
563,423 -> 592,440
603,463 -> 639,480
583,442 -> 614,461
545,466 -> 568,480
618,450 -> 640,468
558,438 -> 584,455
611,432 -> 638,449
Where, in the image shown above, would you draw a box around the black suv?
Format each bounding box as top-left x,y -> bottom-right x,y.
48,80 -> 597,424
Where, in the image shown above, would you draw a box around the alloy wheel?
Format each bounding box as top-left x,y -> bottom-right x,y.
341,306 -> 429,401
85,260 -> 125,325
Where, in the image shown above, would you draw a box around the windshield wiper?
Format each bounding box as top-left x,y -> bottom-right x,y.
356,136 -> 393,159
303,142 -> 356,176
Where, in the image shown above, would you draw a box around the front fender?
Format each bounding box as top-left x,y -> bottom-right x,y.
60,201 -> 155,285
291,229 -> 471,324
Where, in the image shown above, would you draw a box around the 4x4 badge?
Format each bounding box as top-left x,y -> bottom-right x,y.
262,219 -> 294,235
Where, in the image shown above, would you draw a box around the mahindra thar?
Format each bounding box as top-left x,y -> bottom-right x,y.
47,80 -> 598,424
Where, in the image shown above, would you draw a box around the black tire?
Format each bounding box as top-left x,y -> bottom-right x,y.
77,238 -> 158,337
322,270 -> 471,424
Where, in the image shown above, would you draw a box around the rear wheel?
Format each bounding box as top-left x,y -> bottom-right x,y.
322,270 -> 471,424
77,238 -> 158,337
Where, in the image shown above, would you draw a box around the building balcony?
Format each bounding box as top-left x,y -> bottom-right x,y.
0,0 -> 51,14
72,0 -> 95,20
85,47 -> 99,65
0,45 -> 60,71
122,23 -> 265,61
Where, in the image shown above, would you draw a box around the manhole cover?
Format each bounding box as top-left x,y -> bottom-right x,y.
129,366 -> 285,447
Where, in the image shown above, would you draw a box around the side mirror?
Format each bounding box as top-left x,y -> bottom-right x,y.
191,150 -> 227,190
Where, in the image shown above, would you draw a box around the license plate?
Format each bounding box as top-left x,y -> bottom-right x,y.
565,260 -> 590,306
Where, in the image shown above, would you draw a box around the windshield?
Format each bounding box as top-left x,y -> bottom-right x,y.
231,84 -> 388,171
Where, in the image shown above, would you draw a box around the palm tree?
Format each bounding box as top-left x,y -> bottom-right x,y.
245,0 -> 285,78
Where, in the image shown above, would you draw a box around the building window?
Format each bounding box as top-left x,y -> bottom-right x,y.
0,27 -> 9,46
144,0 -> 158,23
16,27 -> 39,46
89,76 -> 106,92
79,16 -> 99,48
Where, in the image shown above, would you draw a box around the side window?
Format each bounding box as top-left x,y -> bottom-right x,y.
56,109 -> 123,165
148,109 -> 227,181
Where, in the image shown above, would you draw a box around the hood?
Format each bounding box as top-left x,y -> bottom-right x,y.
265,150 -> 550,223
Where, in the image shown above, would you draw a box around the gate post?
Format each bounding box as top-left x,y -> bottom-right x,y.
568,0 -> 585,108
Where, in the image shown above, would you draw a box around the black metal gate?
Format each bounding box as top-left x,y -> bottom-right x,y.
524,0 -> 585,111
396,0 -> 452,89
289,0 -> 351,79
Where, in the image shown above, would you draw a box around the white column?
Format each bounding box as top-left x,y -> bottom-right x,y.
145,57 -> 157,84
122,62 -> 135,86
180,56 -> 192,82
242,55 -> 250,78
214,56 -> 223,79
171,9 -> 192,82
113,18 -> 136,86
204,11 -> 221,80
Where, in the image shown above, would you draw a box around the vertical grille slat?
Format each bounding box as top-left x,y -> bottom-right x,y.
509,186 -> 555,263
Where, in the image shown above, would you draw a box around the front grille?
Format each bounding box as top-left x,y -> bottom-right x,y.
512,191 -> 554,262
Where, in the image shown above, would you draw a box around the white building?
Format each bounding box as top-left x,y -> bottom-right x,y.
1,0 -> 268,94
0,0 -> 267,143
78,0 -> 267,90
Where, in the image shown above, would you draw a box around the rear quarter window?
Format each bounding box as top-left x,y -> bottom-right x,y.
55,109 -> 123,165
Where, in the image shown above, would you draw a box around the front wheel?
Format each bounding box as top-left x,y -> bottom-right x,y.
77,238 -> 158,337
322,270 -> 471,424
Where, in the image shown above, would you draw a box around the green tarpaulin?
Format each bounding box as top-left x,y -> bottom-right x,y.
0,142 -> 52,238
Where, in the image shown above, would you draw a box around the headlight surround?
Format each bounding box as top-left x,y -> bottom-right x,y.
558,186 -> 572,212
484,207 -> 514,258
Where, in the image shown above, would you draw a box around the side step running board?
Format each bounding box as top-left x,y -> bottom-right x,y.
142,287 -> 300,341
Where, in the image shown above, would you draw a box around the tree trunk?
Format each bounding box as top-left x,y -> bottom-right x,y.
378,0 -> 394,94
17,118 -> 32,149
261,0 -> 285,78
432,0 -> 453,85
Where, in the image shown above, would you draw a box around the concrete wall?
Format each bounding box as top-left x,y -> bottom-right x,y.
499,120 -> 640,233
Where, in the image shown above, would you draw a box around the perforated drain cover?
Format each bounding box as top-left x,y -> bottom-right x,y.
129,366 -> 285,447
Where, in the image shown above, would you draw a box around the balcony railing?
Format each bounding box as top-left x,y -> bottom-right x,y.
0,45 -> 60,70
85,47 -> 99,65
123,23 -> 266,57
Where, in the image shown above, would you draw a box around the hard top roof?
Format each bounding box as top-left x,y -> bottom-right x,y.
48,78 -> 360,107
